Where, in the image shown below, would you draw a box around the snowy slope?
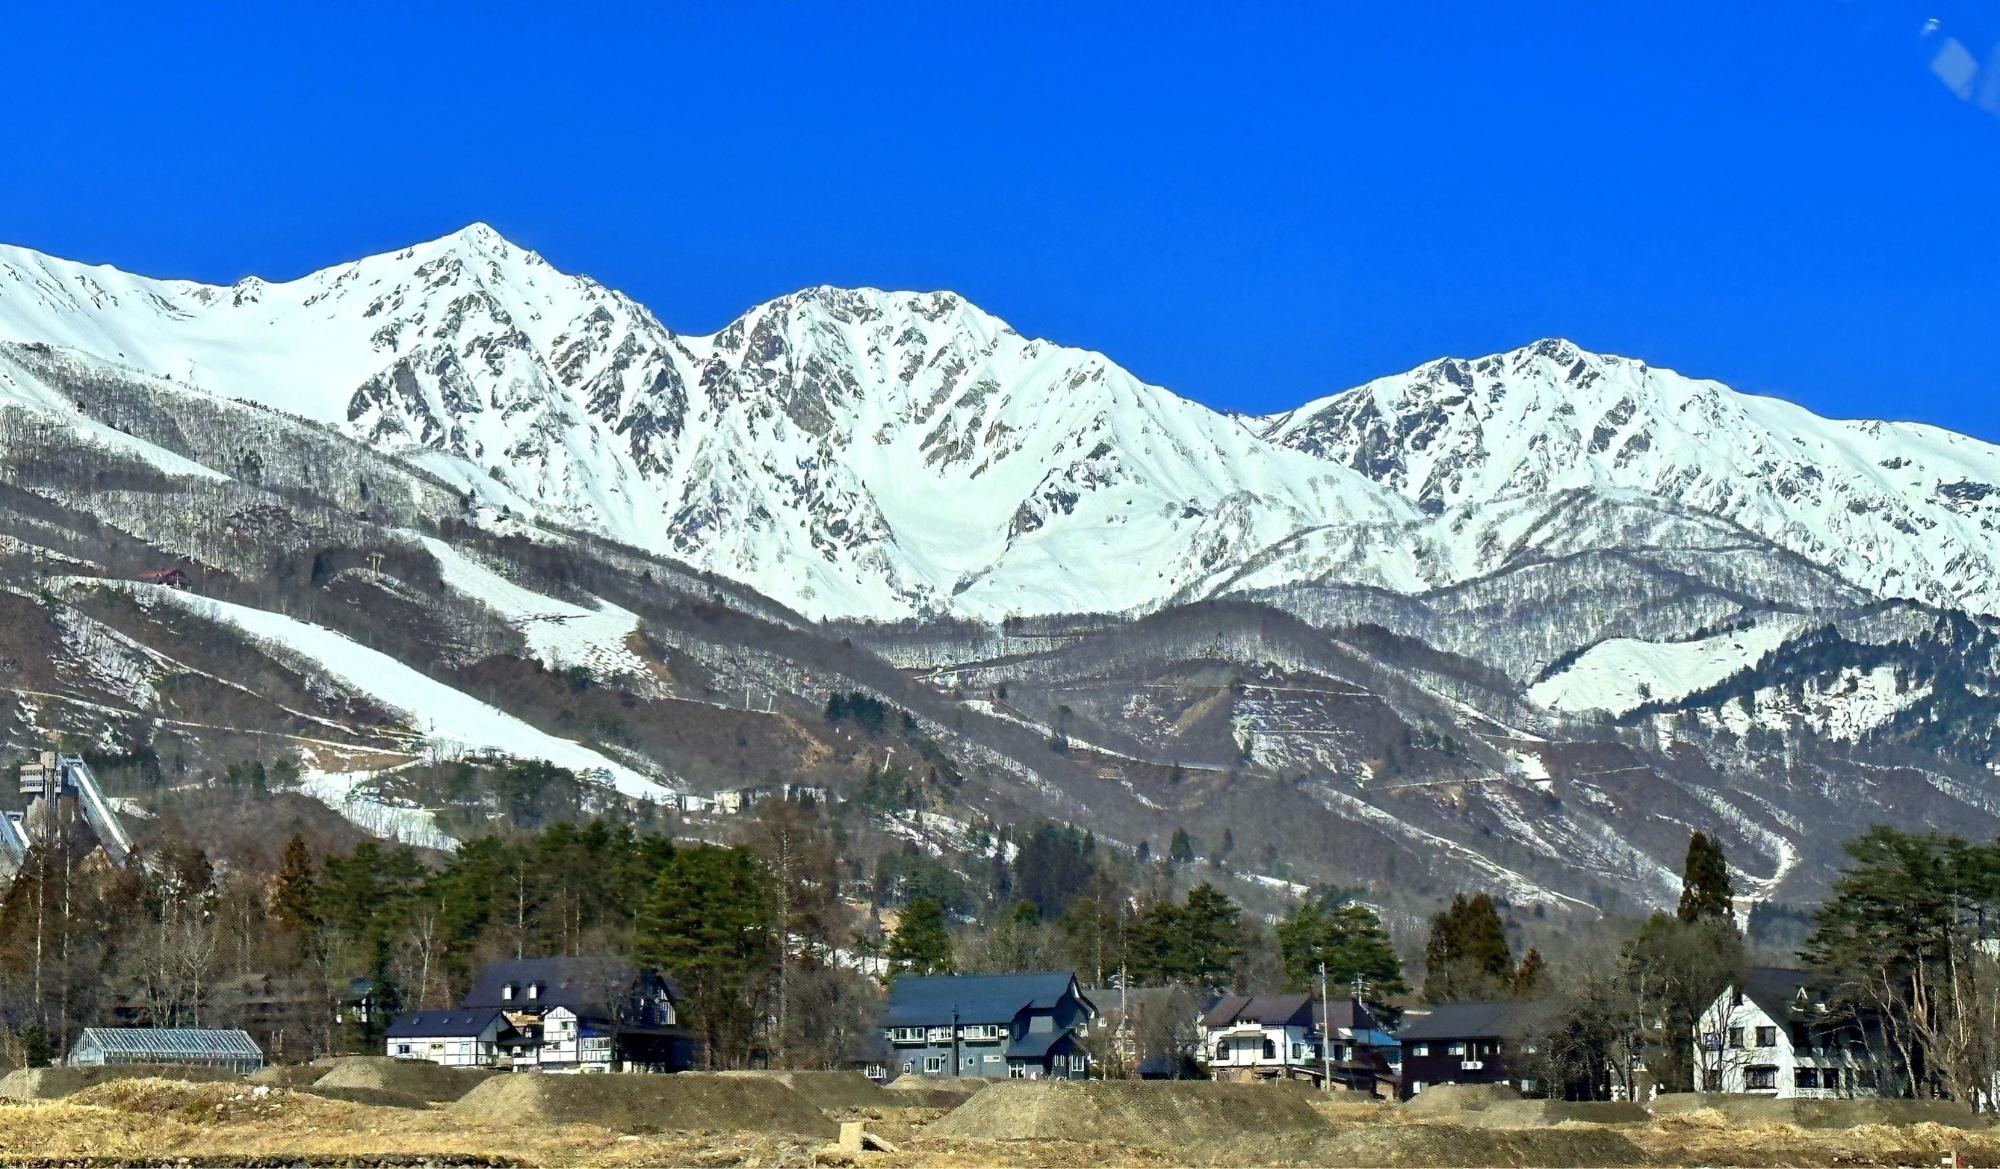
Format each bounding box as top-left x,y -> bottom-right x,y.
0,230 -> 1419,620
1265,339 -> 2000,617
85,580 -> 670,799
1529,620 -> 1805,716
12,232 -> 2000,625
416,535 -> 649,682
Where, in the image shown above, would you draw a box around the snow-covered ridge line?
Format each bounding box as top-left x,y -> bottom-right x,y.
9,229 -> 2000,625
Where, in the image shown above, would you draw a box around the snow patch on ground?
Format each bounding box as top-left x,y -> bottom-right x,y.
296,768 -> 458,851
93,580 -> 671,799
416,535 -> 649,682
1530,621 -> 1804,715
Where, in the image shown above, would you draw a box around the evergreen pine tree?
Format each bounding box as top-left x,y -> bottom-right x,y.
1512,947 -> 1547,997
1169,828 -> 1196,864
269,833 -> 318,933
1676,832 -> 1734,924
1421,892 -> 1515,1003
887,897 -> 955,978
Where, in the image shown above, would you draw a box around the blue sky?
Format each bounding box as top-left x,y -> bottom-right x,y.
7,2 -> 1998,430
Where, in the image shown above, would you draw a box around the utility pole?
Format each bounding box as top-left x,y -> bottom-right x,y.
1320,960 -> 1332,1092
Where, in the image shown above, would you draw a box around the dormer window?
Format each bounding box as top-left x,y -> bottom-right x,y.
528,983 -> 541,1001
502,983 -> 516,1001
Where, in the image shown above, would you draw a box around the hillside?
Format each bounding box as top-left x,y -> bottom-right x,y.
3,228 -> 1999,924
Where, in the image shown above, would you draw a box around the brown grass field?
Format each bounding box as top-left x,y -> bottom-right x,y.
0,1073 -> 1997,1168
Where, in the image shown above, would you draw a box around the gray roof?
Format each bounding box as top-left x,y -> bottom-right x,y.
1398,1000 -> 1547,1042
885,972 -> 1089,1027
1008,1026 -> 1087,1060
1738,967 -> 1826,1020
462,956 -> 676,1018
1202,993 -> 1315,1029
385,1009 -> 509,1039
74,1027 -> 262,1060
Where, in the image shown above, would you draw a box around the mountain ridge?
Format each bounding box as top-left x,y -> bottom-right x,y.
7,226 -> 2000,627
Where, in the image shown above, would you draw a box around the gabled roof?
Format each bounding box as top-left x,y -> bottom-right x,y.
1008,1026 -> 1086,1059
385,1009 -> 509,1039
461,956 -> 676,1015
1316,997 -> 1388,1034
1398,1000 -> 1546,1041
74,1027 -> 262,1060
1737,967 -> 1834,1021
1202,993 -> 1315,1029
884,972 -> 1087,1027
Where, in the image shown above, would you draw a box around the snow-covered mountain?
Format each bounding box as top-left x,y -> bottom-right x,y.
0,226 -> 1421,619
1264,339 -> 2000,617
9,227 -> 2000,627
12,226 -> 2000,917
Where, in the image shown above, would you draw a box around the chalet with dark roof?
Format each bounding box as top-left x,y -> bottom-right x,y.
883,971 -> 1095,1079
1398,1000 -> 1550,1099
385,956 -> 693,1073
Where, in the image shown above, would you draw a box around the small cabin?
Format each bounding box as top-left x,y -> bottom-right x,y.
137,567 -> 191,590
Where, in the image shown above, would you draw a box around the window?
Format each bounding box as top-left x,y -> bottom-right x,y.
1214,1042 -> 1228,1062
1745,1066 -> 1777,1091
502,984 -> 515,1001
1262,1038 -> 1277,1060
901,1059 -> 915,1073
1520,1078 -> 1538,1094
1446,1042 -> 1465,1056
1794,1068 -> 1818,1090
1070,1053 -> 1088,1072
528,983 -> 541,1001
1008,1064 -> 1028,1079
1727,1027 -> 1744,1049
1409,1043 -> 1429,1057
924,1055 -> 946,1074
395,1044 -> 411,1056
1755,1026 -> 1777,1048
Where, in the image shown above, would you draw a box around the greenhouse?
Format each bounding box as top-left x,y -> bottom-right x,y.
66,1027 -> 265,1074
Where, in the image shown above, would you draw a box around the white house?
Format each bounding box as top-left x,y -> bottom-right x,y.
1200,993 -> 1399,1093
1199,994 -> 1322,1082
1694,967 -> 1882,1098
385,1009 -> 513,1068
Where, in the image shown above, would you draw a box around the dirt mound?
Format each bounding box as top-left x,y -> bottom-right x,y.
312,1056 -> 497,1103
715,1069 -> 888,1111
1400,1081 -> 1523,1114
449,1072 -> 837,1137
246,1060 -> 338,1087
886,1074 -> 986,1095
1308,1121 -> 1649,1167
927,1079 -> 1332,1144
62,1077 -> 374,1130
1652,1093 -> 1986,1130
1465,1099 -> 1652,1128
0,1063 -> 239,1100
